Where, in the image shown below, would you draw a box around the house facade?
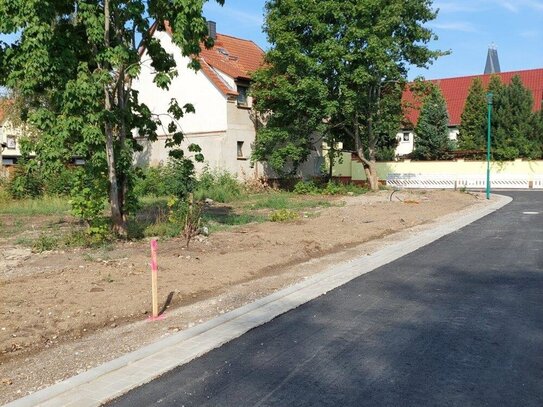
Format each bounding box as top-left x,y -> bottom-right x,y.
0,102 -> 25,177
396,67 -> 543,157
133,22 -> 269,179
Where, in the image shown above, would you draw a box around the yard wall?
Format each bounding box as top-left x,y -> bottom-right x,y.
331,152 -> 543,182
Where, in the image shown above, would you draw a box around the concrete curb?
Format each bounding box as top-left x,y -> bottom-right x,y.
4,195 -> 512,407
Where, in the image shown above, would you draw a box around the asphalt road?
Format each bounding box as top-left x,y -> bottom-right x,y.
109,192 -> 543,407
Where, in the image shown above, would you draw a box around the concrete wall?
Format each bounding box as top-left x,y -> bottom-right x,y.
332,152 -> 543,181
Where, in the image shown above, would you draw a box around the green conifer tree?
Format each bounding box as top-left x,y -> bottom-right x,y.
492,75 -> 537,160
413,85 -> 451,160
458,78 -> 486,151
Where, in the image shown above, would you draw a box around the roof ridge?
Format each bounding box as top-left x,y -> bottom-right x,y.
413,67 -> 543,83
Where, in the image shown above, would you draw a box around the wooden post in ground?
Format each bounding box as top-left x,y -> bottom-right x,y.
150,239 -> 159,319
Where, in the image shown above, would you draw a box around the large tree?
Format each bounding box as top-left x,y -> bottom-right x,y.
412,84 -> 451,160
0,0 -> 223,236
491,75 -> 539,160
458,77 -> 487,151
251,0 -> 442,190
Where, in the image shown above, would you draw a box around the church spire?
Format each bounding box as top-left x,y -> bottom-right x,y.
484,43 -> 501,74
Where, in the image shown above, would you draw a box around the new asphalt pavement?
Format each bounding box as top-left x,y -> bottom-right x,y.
108,192 -> 543,407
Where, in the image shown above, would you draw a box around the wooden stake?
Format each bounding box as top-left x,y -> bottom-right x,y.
150,239 -> 159,319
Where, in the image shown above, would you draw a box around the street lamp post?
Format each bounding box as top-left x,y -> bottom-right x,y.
486,92 -> 493,200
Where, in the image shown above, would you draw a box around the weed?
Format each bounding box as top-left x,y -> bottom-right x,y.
32,234 -> 60,253
15,236 -> 33,247
269,209 -> 300,222
144,221 -> 183,238
194,168 -> 242,203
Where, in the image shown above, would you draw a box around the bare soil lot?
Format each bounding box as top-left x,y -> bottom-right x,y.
0,190 -> 487,403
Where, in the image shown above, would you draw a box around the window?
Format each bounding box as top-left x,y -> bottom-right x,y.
402,132 -> 410,142
237,141 -> 244,159
6,136 -> 16,149
237,85 -> 248,107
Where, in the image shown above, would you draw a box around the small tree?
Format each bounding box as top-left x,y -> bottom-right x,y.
413,85 -> 451,160
458,78 -> 487,151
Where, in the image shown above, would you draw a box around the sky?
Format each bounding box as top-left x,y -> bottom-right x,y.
204,0 -> 543,80
1,1 -> 542,82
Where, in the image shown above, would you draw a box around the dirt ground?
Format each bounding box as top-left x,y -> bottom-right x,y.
0,190 -> 489,403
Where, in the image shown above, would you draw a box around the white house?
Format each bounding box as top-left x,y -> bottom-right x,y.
133,21 -> 270,179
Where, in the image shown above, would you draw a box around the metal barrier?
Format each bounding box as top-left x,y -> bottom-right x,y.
387,173 -> 537,190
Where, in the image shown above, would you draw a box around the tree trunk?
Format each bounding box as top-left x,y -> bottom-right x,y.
363,160 -> 379,191
103,0 -> 127,237
104,121 -> 127,237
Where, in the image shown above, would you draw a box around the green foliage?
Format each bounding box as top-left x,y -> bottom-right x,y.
7,161 -> 44,199
269,209 -> 300,222
491,75 -> 541,160
413,85 -> 452,160
458,78 -> 487,151
194,168 -> 242,203
293,180 -> 368,195
0,196 -> 71,215
32,234 -> 60,253
293,181 -> 321,195
69,169 -> 107,225
252,0 -> 441,186
134,158 -> 196,199
0,0 -> 225,236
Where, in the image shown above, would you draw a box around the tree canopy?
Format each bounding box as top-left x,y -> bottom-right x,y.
487,75 -> 541,160
0,0 -> 224,236
251,0 -> 442,190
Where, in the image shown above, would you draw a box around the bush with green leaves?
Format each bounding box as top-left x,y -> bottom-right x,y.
194,168 -> 242,203
134,158 -> 196,199
269,209 -> 300,222
7,161 -> 44,199
293,180 -> 321,195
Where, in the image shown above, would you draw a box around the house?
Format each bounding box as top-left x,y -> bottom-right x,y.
396,67 -> 543,157
133,21 -> 268,179
0,101 -> 24,177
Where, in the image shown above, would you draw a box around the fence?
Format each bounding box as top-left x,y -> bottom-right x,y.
386,173 -> 543,190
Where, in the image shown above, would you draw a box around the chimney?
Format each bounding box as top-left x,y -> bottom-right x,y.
207,21 -> 217,40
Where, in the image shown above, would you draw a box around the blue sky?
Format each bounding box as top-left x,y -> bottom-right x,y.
1,1 -> 542,81
204,0 -> 543,80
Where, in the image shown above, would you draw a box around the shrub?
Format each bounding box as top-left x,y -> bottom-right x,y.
269,209 -> 300,222
293,180 -> 320,195
7,162 -> 44,199
194,168 -> 242,203
32,234 -> 60,252
43,167 -> 77,196
134,158 -> 196,199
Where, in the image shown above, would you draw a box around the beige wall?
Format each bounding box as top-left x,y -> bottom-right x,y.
332,152 -> 543,181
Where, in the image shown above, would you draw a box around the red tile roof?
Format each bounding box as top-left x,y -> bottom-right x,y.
163,22 -> 264,96
403,68 -> 543,127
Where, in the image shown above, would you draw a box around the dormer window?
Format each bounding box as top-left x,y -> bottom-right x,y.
237,85 -> 249,107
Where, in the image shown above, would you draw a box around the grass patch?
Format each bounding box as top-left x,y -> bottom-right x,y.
144,221 -> 182,238
0,196 -> 71,216
250,193 -> 331,211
